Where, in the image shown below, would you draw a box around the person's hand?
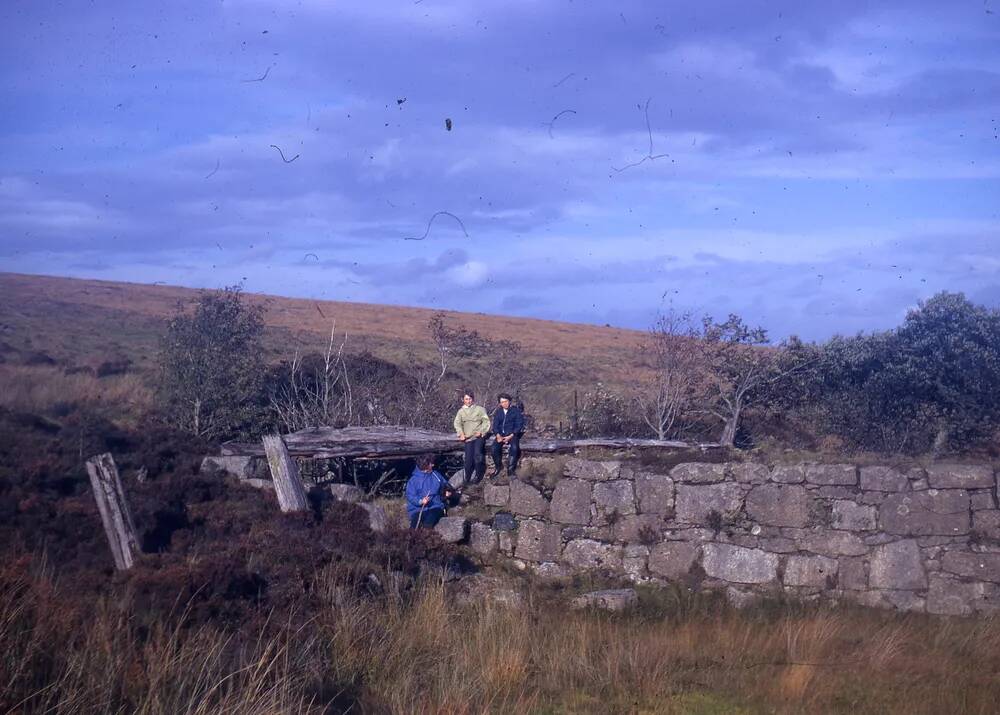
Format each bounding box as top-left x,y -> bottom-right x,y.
457,433 -> 466,441
421,496 -> 431,506
474,432 -> 483,438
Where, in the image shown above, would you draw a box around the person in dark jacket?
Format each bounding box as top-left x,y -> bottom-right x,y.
489,393 -> 525,478
405,454 -> 452,528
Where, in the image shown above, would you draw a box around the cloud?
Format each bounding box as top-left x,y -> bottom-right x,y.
445,260 -> 489,288
1,0 -> 997,341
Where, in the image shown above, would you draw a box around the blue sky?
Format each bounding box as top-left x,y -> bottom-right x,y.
1,0 -> 997,341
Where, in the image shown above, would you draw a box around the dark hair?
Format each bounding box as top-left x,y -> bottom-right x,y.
497,392 -> 512,401
416,453 -> 436,471
462,390 -> 475,400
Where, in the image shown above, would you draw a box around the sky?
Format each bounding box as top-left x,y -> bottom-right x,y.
1,0 -> 998,342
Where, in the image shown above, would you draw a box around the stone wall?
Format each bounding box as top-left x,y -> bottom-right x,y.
452,456 -> 1000,616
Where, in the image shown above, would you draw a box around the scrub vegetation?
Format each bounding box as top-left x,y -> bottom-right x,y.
2,272 -> 1000,713
4,548 -> 1000,713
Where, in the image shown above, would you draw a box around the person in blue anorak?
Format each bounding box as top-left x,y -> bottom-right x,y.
405,453 -> 453,529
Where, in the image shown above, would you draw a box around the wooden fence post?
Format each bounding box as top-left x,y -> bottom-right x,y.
85,453 -> 140,570
262,434 -> 309,512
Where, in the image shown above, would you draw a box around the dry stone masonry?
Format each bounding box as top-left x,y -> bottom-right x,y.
453,456 -> 1000,616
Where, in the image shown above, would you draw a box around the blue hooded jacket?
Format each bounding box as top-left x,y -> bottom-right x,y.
405,466 -> 449,517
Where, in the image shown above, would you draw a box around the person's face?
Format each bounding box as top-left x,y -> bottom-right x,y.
463,394 -> 474,407
499,398 -> 511,410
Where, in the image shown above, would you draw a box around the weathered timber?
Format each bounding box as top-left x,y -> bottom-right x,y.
262,434 -> 309,512
85,453 -> 140,570
223,425 -> 716,460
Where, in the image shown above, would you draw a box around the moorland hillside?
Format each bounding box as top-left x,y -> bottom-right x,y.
0,271 -> 651,426
3,272 -> 1000,713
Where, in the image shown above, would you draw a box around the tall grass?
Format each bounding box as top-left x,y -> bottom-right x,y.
0,365 -> 152,418
4,561 -> 1000,714
0,563 -> 319,714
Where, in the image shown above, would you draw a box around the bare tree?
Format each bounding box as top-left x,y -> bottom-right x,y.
428,312 -> 492,378
635,310 -> 704,440
270,322 -> 352,432
405,342 -> 452,428
417,312 -> 526,414
470,337 -> 526,407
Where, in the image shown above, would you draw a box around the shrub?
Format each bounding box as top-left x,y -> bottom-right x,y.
576,383 -> 645,438
157,286 -> 269,442
783,292 -> 1000,454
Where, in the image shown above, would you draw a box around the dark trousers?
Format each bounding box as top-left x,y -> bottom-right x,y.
491,433 -> 521,473
410,507 -> 444,529
463,436 -> 486,482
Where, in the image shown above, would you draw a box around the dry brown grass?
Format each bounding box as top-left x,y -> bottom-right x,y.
0,364 -> 152,419
0,272 -> 650,401
5,561 -> 1000,714
0,272 -> 660,429
0,272 -> 646,359
0,271 -> 656,426
0,562 -> 318,714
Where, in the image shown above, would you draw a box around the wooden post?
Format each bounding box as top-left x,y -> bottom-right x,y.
262,434 -> 309,512
85,453 -> 140,571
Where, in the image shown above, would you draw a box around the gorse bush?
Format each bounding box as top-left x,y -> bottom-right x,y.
782,292 -> 1000,454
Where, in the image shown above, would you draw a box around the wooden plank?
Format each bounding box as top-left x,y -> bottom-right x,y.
223,425 -> 717,460
262,434 -> 309,512
85,453 -> 140,571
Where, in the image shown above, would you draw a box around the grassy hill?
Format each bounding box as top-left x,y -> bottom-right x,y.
0,272 -> 650,423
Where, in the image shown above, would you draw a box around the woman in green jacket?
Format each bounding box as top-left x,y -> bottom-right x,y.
453,391 -> 492,484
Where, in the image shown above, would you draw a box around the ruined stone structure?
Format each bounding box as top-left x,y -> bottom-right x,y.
447,456 -> 1000,616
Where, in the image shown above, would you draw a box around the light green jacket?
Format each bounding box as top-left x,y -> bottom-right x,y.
453,404 -> 491,437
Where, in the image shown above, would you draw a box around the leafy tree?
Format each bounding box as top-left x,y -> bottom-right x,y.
892,292 -> 1000,451
699,314 -> 776,447
158,286 -> 268,441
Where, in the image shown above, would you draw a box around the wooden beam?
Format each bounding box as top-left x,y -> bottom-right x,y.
223,425 -> 718,460
85,453 -> 140,571
262,434 -> 309,512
